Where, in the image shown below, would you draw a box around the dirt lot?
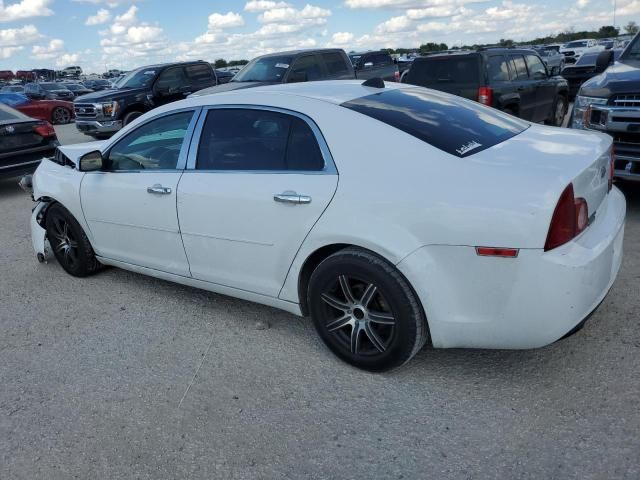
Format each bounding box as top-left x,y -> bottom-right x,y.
0,124 -> 638,479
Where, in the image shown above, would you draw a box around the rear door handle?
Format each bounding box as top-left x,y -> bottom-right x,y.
274,191 -> 312,205
147,184 -> 172,195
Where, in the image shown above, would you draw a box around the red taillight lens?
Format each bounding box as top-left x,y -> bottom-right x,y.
544,183 -> 589,251
478,86 -> 493,106
608,145 -> 614,192
34,121 -> 55,138
475,247 -> 519,258
394,71 -> 400,82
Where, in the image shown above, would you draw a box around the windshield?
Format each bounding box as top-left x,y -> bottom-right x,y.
621,34 -> 640,60
0,93 -> 29,108
232,55 -> 293,83
40,83 -> 67,91
566,41 -> 588,48
117,68 -> 158,89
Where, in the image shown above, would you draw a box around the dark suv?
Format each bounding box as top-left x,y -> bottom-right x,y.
74,61 -> 217,138
403,49 -> 569,125
24,82 -> 74,101
349,51 -> 400,82
192,49 -> 355,96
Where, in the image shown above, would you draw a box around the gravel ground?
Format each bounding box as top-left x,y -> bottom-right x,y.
0,123 -> 638,479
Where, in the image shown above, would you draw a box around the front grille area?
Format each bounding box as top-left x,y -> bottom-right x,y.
74,103 -> 97,119
611,94 -> 640,107
613,132 -> 640,176
563,50 -> 575,56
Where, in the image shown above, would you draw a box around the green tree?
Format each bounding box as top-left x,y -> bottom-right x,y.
624,21 -> 639,35
498,38 -> 514,47
418,42 -> 448,54
227,59 -> 249,67
214,58 -> 227,68
597,25 -> 619,38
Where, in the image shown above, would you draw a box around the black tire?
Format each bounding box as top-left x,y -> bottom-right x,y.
546,95 -> 568,127
123,111 -> 143,126
308,247 -> 428,372
45,204 -> 101,277
51,107 -> 71,125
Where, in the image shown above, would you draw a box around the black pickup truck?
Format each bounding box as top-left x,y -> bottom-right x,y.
571,34 -> 640,181
192,49 -> 355,97
403,48 -> 569,126
73,60 -> 217,138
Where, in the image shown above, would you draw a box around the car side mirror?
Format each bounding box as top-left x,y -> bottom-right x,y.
79,150 -> 103,172
287,70 -> 307,83
595,50 -> 614,73
550,66 -> 560,76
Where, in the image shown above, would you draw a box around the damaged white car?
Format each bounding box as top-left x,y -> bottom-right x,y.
25,80 -> 626,371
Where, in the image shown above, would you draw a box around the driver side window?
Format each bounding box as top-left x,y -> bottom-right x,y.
105,111 -> 194,171
155,67 -> 187,94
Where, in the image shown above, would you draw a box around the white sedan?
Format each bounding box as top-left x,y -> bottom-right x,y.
27,80 -> 625,371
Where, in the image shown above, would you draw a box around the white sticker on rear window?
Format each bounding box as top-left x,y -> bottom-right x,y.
456,140 -> 482,156
275,63 -> 289,69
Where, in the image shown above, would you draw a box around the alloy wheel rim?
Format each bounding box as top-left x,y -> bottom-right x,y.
320,275 -> 396,356
51,216 -> 78,267
54,108 -> 70,124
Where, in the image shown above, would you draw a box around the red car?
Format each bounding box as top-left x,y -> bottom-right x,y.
0,92 -> 74,124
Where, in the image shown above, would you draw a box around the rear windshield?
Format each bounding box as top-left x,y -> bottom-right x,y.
233,55 -> 293,83
341,88 -> 528,158
0,103 -> 28,122
407,56 -> 480,86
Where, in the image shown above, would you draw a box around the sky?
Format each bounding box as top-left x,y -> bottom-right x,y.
0,0 -> 635,73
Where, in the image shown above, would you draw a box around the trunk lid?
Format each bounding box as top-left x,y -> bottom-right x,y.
0,118 -> 47,154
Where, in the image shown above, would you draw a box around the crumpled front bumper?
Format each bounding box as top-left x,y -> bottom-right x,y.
30,201 -> 51,263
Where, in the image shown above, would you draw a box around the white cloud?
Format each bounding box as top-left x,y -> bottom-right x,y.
0,24 -> 41,47
576,0 -> 589,7
114,5 -> 137,25
244,0 -> 290,12
56,52 -> 80,67
72,0 -> 136,6
125,24 -> 162,43
331,31 -> 354,44
259,4 -> 331,23
31,38 -> 64,59
345,0 -> 485,8
0,0 -> 53,23
208,12 -> 245,30
85,8 -> 112,25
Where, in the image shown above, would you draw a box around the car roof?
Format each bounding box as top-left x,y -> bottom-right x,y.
350,50 -> 388,56
256,48 -> 345,59
180,80 -> 412,110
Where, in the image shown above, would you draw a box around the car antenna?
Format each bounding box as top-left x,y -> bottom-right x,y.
362,77 -> 385,88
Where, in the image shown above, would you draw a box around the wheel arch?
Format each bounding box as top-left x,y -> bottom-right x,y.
121,103 -> 149,118
296,242 -> 427,324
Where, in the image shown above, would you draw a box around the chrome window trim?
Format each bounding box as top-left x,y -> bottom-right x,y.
96,107 -> 203,173
185,104 -> 337,175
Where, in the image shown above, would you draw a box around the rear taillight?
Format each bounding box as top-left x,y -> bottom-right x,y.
34,121 -> 55,138
608,145 -> 614,192
478,86 -> 493,106
544,183 -> 589,251
394,71 -> 400,82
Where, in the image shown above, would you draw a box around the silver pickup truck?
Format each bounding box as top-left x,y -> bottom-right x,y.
571,34 -> 640,181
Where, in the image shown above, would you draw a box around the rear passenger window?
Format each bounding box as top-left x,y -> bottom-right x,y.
488,55 -> 510,82
290,55 -> 323,81
185,64 -> 214,82
196,109 -> 324,171
510,55 -> 528,79
374,54 -> 392,66
525,55 -> 547,79
323,53 -> 349,75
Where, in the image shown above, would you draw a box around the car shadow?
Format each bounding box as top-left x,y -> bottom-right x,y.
0,176 -> 24,198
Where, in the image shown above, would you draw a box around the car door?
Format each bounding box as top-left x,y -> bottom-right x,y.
177,106 -> 338,297
508,54 -> 537,121
321,52 -> 354,80
525,53 -> 555,122
80,109 -> 199,276
286,54 -> 325,82
152,66 -> 188,107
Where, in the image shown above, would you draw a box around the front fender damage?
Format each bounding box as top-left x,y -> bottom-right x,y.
31,201 -> 51,263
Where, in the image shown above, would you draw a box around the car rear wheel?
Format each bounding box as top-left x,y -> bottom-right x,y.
308,248 -> 428,371
51,107 -> 71,125
45,204 -> 101,277
548,96 -> 568,127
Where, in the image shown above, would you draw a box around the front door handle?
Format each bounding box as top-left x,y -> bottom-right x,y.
147,184 -> 172,195
274,191 -> 312,205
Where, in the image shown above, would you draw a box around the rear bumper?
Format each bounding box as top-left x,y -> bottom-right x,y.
0,145 -> 57,178
75,119 -> 122,135
397,187 -> 626,349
